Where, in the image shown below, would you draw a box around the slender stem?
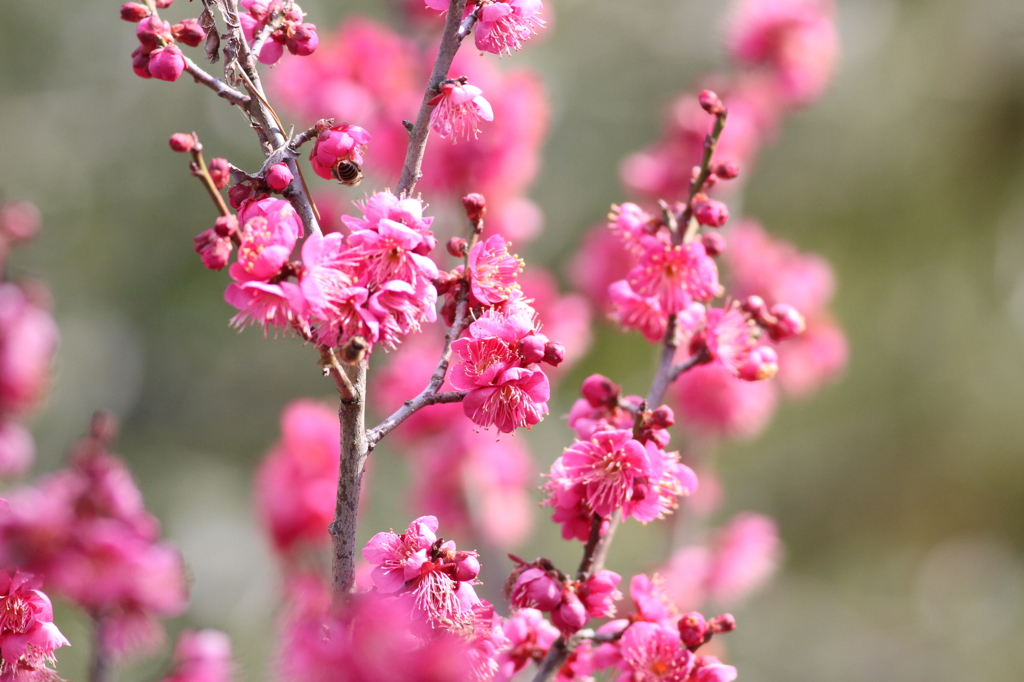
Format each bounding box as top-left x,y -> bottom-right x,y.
330,361 -> 368,604
645,313 -> 678,407
88,616 -> 111,682
182,57 -> 251,106
189,141 -> 231,217
670,347 -> 710,382
396,0 -> 478,195
679,111 -> 728,245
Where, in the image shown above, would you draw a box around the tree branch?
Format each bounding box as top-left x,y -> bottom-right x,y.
182,57 -> 251,106
330,361 -> 368,604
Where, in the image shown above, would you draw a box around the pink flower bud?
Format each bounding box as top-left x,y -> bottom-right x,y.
741,295 -> 767,320
551,591 -> 588,635
767,304 -> 806,341
0,200 -> 42,243
679,611 -> 708,648
520,335 -> 546,363
446,237 -> 468,258
148,44 -> 186,82
700,232 -> 726,257
581,374 -> 620,408
131,46 -> 152,78
542,342 -> 565,367
168,133 -> 195,153
193,229 -> 233,270
508,567 -> 562,612
649,405 -> 674,429
454,552 -> 481,582
208,158 -> 230,190
120,3 -> 150,22
287,23 -> 319,56
0,419 -> 34,479
462,193 -> 487,222
172,18 -> 206,48
708,613 -> 736,634
213,215 -> 238,239
713,162 -> 740,180
155,0 -> 174,7
264,163 -> 294,191
136,17 -> 173,51
738,346 -> 778,382
693,198 -> 729,228
699,90 -> 724,115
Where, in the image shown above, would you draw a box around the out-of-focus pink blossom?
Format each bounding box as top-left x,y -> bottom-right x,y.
568,225 -> 636,310
158,629 -> 233,682
773,316 -> 847,396
690,655 -> 738,682
609,280 -> 667,344
495,608 -> 559,681
0,201 -> 41,244
0,570 -> 69,681
672,364 -> 778,439
429,81 -> 494,141
0,284 -> 59,417
0,420 -> 34,479
704,513 -> 782,605
727,0 -> 838,106
255,400 -> 340,555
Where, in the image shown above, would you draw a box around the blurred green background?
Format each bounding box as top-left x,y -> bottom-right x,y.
3,0 -> 1024,679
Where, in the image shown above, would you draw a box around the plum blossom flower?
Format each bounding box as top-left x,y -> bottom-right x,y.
617,621 -> 693,682
467,235 -> 522,306
628,241 -> 720,315
158,629 -> 233,682
495,609 -> 559,681
310,124 -> 371,181
473,0 -> 546,55
429,81 -> 494,141
0,570 -> 69,682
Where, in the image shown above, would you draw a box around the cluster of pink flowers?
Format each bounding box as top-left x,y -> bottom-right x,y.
239,0 -> 319,65
0,201 -> 57,480
207,191 -> 439,353
424,0 -> 546,55
0,418 -> 187,659
0,569 -> 69,682
544,375 -> 698,541
271,19 -> 549,243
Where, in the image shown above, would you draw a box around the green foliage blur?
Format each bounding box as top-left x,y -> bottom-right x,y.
2,0 -> 1024,679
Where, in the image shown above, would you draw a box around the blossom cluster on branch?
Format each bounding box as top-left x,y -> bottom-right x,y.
0,0 -> 848,680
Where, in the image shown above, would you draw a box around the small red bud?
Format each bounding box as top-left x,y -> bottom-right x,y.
766,303 -> 806,341
462,193 -> 487,222
227,183 -> 253,210
213,215 -> 238,239
520,335 -> 547,364
580,374 -> 620,408
154,0 -> 174,7
678,612 -> 708,648
699,90 -> 724,115
709,613 -> 736,634
264,163 -> 294,191
702,174 -> 718,190
168,133 -> 195,153
172,19 -> 207,48
741,295 -> 768,320
648,405 -> 675,429
700,232 -> 726,257
120,3 -> 150,22
713,161 -> 740,180
542,342 -> 565,367
446,237 -> 468,258
208,158 -> 230,190
693,198 -> 729,228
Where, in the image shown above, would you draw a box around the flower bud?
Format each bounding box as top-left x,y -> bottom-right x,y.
213,215 -> 238,239
228,184 -> 253,210
708,613 -> 736,634
193,229 -> 232,270
264,163 -> 294,191
740,295 -> 767,320
766,303 -> 805,341
462,193 -> 487,223
446,237 -> 468,258
580,374 -> 620,408
508,567 -> 562,612
287,24 -> 319,56
168,133 -> 195,153
713,162 -> 740,180
120,3 -> 150,22
208,158 -> 230,190
699,90 -> 724,115
0,200 -> 42,243
149,45 -> 186,82
136,17 -> 173,51
172,18 -> 206,48
131,46 -> 152,79
542,342 -> 565,367
454,552 -> 481,582
519,335 -> 546,364
155,0 -> 174,7
551,592 -> 588,635
693,198 -> 729,228
679,611 -> 708,648
648,405 -> 675,429
738,346 -> 778,382
700,232 -> 726,257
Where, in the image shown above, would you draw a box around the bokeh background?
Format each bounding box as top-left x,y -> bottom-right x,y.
3,0 -> 1024,679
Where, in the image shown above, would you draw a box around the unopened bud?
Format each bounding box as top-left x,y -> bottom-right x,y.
213,215 -> 238,239
713,161 -> 740,180
741,295 -> 767,320
265,163 -> 294,191
169,133 -> 195,153
542,342 -> 565,367
648,405 -> 675,429
767,303 -> 805,341
699,90 -> 724,116
446,237 -> 468,258
738,346 -> 778,382
208,158 -> 230,190
709,613 -> 736,634
120,3 -> 150,21
172,18 -> 206,48
700,232 -> 726,257
679,612 -> 708,648
454,553 -> 481,582
580,374 -> 620,408
462,193 -> 487,223
551,591 -> 588,635
693,198 -> 729,228
154,0 -> 174,7
0,200 -> 42,243
519,335 -> 546,364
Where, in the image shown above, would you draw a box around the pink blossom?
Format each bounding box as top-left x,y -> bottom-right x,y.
609,280 -> 668,344
309,124 -> 372,180
255,400 -> 340,555
560,430 -> 658,520
240,0 -> 319,65
429,81 -> 494,141
628,241 -> 720,315
461,368 -> 550,433
627,574 -> 676,627
158,630 -> 233,682
148,44 -> 185,82
728,0 -> 838,106
702,305 -> 759,377
705,513 -> 782,605
672,364 -> 778,439
610,203 -> 658,255
579,570 -> 622,619
0,570 -> 69,682
0,284 -> 58,417
363,516 -> 439,594
495,609 -> 559,681
505,563 -> 562,612
690,656 -> 737,682
473,0 -> 546,55
230,199 -> 302,282
467,235 -> 522,306
0,420 -> 34,479
616,621 -> 693,682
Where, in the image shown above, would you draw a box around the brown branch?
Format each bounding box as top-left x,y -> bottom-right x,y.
396,0 -> 479,195
182,57 -> 251,106
679,110 -> 728,244
670,347 -> 710,383
189,139 -> 232,217
319,346 -> 356,401
88,615 -> 111,682
330,361 -> 368,605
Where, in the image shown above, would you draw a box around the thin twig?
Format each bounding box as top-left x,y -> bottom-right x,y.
183,57 -> 251,106
669,347 -> 710,382
319,346 -> 356,401
396,0 -> 479,195
189,139 -> 232,217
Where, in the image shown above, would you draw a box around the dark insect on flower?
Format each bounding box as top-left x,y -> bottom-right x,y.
332,160 -> 363,186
